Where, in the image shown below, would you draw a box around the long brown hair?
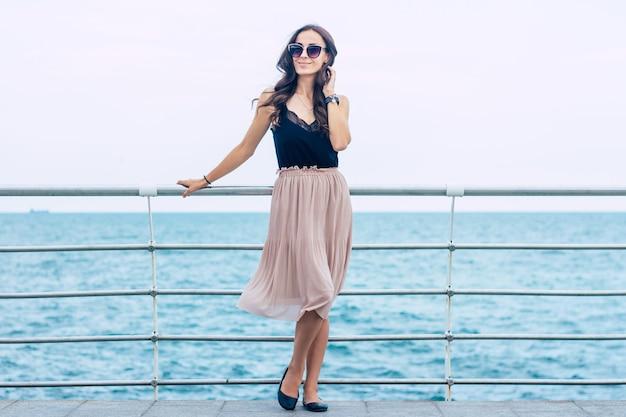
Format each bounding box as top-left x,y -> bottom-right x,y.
261,24 -> 338,135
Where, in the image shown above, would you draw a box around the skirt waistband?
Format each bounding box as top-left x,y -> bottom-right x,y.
277,166 -> 339,176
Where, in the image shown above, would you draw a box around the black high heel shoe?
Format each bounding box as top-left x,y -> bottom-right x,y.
277,367 -> 298,410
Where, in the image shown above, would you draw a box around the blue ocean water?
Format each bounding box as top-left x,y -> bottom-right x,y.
0,212 -> 625,401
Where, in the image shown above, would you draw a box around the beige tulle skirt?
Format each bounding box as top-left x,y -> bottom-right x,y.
237,167 -> 352,321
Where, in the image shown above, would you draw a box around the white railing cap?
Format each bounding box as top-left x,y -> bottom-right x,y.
138,185 -> 158,197
446,185 -> 465,197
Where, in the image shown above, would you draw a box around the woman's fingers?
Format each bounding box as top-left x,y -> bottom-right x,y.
177,179 -> 195,197
177,178 -> 209,198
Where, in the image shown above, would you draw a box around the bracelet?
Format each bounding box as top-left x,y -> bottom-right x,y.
203,175 -> 211,186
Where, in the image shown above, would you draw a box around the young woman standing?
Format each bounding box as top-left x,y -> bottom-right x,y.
178,24 -> 352,412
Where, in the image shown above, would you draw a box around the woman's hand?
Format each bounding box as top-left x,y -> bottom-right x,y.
177,178 -> 209,198
323,66 -> 336,97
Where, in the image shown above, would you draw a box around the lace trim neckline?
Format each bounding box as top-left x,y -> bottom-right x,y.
285,109 -> 319,132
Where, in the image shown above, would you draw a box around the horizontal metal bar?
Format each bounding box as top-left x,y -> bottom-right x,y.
338,289 -> 446,296
450,378 -> 626,385
454,243 -> 626,250
3,333 -> 625,345
452,334 -> 626,341
356,243 -> 626,250
0,334 -> 445,344
342,288 -> 626,297
0,288 -> 441,300
0,243 -> 444,253
0,243 -> 446,253
0,289 -> 151,299
0,244 -> 150,253
0,378 -> 446,389
154,243 -> 263,250
158,334 -> 447,342
455,289 -> 626,296
155,288 -> 441,298
0,186 -> 276,197
0,380 -> 153,388
160,334 -> 626,342
3,242 -> 626,253
457,187 -> 626,197
0,335 -> 151,344
158,378 -> 449,386
159,335 -> 295,342
1,377 -> 625,389
356,243 -> 447,250
152,289 -> 243,296
3,288 -> 625,300
155,243 -> 450,250
2,185 -> 626,197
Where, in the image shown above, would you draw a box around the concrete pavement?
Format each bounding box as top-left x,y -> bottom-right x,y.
0,400 -> 625,416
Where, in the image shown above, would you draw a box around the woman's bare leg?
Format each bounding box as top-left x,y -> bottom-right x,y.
280,311 -> 324,398
304,317 -> 329,402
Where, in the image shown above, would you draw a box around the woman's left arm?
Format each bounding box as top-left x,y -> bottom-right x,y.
323,67 -> 351,151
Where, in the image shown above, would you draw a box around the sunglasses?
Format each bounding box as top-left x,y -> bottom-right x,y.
287,43 -> 325,59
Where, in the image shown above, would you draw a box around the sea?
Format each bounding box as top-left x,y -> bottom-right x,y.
0,211 -> 625,401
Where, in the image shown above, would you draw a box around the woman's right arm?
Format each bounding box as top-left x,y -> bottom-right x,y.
177,89 -> 274,197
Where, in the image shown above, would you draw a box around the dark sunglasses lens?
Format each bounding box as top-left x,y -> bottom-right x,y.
288,44 -> 303,58
307,45 -> 322,58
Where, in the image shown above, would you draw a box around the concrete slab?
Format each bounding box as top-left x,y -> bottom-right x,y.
0,403 -> 15,413
69,400 -> 152,417
143,400 -> 225,417
367,400 -> 442,417
436,401 -> 516,416
0,401 -> 82,417
0,400 -> 624,417
576,400 -> 626,417
508,401 -> 593,417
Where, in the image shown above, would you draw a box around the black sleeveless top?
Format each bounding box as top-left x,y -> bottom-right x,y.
272,109 -> 339,169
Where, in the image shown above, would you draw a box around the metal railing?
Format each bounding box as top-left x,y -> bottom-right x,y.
1,185 -> 626,401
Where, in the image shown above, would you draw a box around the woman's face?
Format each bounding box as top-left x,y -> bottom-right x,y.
291,30 -> 327,76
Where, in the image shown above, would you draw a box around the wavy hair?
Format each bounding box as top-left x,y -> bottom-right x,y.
260,24 -> 338,135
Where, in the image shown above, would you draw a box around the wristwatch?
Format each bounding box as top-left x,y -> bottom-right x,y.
324,94 -> 340,105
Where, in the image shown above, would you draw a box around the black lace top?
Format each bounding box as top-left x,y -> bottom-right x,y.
271,109 -> 339,169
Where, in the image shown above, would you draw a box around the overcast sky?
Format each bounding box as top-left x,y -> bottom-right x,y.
1,1 -> 625,212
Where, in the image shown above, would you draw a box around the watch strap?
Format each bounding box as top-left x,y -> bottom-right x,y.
324,94 -> 340,104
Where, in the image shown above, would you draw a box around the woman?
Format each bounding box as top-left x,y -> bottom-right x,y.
178,24 -> 352,412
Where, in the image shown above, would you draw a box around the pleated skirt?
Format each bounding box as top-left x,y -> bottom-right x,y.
236,167 -> 353,321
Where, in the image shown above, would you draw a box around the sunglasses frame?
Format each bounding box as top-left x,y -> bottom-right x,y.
287,43 -> 325,59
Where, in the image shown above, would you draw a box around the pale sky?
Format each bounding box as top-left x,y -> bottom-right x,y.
1,1 -> 625,212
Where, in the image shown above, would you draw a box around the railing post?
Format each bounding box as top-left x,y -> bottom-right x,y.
140,186 -> 159,400
445,185 -> 463,401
